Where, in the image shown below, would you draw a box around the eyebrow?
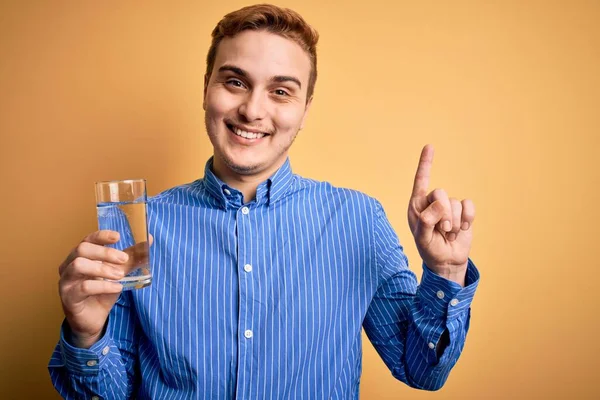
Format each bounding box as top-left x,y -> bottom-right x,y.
272,75 -> 302,89
218,65 -> 248,78
218,64 -> 302,90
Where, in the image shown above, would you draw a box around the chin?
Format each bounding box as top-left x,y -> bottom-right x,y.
222,154 -> 264,175
228,162 -> 261,175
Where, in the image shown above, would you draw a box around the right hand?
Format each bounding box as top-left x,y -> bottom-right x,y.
58,230 -> 148,348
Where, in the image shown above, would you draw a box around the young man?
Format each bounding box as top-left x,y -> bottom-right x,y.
49,4 -> 479,399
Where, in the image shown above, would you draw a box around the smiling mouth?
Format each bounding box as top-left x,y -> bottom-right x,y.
226,123 -> 268,140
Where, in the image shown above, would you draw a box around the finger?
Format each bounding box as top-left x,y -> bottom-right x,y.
122,241 -> 151,274
426,188 -> 452,233
59,230 -> 122,275
415,200 -> 445,245
411,144 -> 434,201
69,279 -> 123,304
460,199 -> 476,230
83,230 -> 121,245
447,198 -> 463,241
73,241 -> 128,265
62,257 -> 125,281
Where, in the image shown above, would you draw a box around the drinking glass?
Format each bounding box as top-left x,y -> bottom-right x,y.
95,179 -> 152,290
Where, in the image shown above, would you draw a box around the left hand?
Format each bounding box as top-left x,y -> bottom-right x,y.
407,145 -> 475,285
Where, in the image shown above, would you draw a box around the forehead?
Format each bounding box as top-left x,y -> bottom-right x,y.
213,30 -> 311,86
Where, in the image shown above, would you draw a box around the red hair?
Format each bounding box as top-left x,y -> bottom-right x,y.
206,4 -> 319,102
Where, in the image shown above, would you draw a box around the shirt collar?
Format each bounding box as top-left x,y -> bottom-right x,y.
202,157 -> 294,209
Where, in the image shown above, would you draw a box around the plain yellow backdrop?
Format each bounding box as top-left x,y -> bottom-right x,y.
1,0 -> 599,398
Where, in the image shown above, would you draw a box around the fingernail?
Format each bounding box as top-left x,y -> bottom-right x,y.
447,232 -> 457,241
118,252 -> 128,262
462,222 -> 469,230
442,221 -> 451,232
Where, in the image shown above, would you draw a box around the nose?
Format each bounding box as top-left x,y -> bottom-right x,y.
238,91 -> 266,122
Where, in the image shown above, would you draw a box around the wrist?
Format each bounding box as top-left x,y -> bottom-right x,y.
66,322 -> 107,349
70,330 -> 103,349
429,262 -> 468,287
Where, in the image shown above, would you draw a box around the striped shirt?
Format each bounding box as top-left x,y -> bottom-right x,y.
49,157 -> 480,399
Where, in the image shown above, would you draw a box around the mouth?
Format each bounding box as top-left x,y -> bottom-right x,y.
226,122 -> 269,140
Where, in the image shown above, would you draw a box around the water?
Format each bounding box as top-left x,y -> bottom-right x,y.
97,201 -> 152,290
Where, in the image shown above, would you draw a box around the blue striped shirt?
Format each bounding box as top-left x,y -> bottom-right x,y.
49,157 -> 479,399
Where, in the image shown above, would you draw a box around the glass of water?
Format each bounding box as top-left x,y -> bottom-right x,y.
95,179 -> 152,290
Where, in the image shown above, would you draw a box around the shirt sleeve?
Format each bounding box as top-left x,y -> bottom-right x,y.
48,291 -> 140,399
363,200 -> 480,391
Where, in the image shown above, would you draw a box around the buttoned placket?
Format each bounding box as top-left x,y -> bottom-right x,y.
235,203 -> 255,398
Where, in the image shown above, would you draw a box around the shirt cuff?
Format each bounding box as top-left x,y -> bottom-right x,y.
418,258 -> 480,321
54,319 -> 114,376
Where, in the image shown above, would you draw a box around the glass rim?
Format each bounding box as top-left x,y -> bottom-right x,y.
95,178 -> 147,185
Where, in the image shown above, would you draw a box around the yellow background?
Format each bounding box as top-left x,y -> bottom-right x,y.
1,0 -> 598,398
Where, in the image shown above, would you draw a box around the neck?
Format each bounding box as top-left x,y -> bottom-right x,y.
211,156 -> 286,203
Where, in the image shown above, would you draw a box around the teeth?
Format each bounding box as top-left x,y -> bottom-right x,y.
233,126 -> 265,139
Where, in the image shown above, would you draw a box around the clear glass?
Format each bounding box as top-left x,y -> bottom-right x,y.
95,179 -> 152,290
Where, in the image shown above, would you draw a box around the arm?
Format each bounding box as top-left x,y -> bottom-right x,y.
48,292 -> 141,399
49,207 -> 144,399
363,200 -> 479,390
365,146 -> 479,390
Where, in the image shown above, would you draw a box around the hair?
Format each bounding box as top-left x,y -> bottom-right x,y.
205,4 -> 319,102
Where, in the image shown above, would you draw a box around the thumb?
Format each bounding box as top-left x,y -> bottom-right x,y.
415,200 -> 445,246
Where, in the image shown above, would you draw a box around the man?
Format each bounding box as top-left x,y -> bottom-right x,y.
49,4 -> 479,399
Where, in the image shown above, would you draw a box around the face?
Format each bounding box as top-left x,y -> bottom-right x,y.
203,30 -> 313,179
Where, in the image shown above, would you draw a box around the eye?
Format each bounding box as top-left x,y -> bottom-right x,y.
226,79 -> 246,89
274,89 -> 289,96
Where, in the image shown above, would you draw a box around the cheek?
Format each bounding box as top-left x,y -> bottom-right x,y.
273,106 -> 305,132
206,89 -> 237,121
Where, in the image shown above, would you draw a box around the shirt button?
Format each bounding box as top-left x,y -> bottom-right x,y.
428,342 -> 435,349
436,290 -> 445,299
244,264 -> 252,273
86,360 -> 98,367
241,206 -> 249,215
223,188 -> 231,195
450,298 -> 459,307
91,396 -> 100,400
244,329 -> 253,339
101,346 -> 110,356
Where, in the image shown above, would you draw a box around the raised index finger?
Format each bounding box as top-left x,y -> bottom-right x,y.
411,144 -> 434,199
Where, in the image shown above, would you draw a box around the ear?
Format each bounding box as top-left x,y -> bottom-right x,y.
299,96 -> 313,130
203,74 -> 209,110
